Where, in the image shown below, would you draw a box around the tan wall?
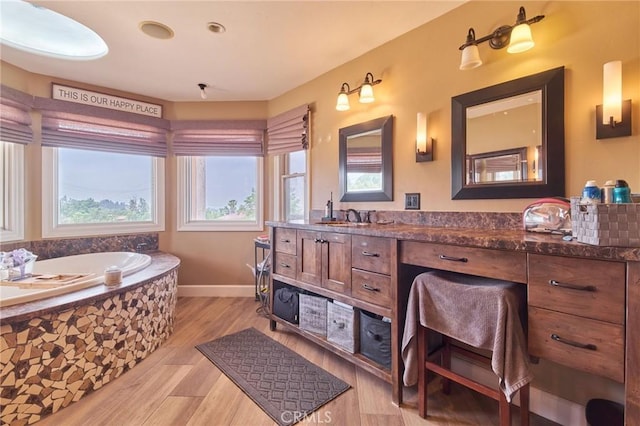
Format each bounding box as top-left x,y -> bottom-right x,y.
4,0 -> 638,288
270,0 -> 639,213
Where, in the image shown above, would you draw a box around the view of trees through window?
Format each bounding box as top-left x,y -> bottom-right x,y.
57,148 -> 153,224
192,156 -> 258,222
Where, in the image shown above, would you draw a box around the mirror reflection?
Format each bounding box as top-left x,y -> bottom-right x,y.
346,128 -> 383,192
466,91 -> 542,184
339,115 -> 393,202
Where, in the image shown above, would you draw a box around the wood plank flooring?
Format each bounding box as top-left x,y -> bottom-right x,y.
37,297 -> 558,426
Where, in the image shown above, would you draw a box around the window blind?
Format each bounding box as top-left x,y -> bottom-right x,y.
35,97 -> 169,157
0,85 -> 34,145
267,104 -> 309,155
346,146 -> 383,173
171,120 -> 266,156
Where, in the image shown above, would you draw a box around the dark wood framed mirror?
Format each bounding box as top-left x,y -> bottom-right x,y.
451,67 -> 564,199
339,115 -> 393,202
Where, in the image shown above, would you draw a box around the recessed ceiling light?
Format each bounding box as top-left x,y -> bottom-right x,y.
207,22 -> 226,34
139,21 -> 175,40
0,0 -> 108,60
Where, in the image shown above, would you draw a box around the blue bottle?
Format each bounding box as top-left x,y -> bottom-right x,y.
582,180 -> 600,204
613,180 -> 632,203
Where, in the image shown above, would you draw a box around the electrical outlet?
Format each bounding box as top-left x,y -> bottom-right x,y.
405,193 -> 420,210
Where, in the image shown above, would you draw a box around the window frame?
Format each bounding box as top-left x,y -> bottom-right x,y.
41,147 -> 165,238
274,149 -> 309,222
177,155 -> 264,232
0,142 -> 25,242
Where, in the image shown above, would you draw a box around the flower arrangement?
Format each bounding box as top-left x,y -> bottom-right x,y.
0,248 -> 37,281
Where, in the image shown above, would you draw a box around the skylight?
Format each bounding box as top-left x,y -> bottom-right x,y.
0,0 -> 108,60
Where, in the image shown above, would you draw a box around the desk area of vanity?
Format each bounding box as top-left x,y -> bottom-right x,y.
266,219 -> 640,424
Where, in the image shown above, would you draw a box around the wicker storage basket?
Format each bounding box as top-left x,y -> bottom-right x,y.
299,293 -> 328,336
327,301 -> 359,353
571,197 -> 640,247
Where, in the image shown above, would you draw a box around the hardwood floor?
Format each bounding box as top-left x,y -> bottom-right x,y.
37,297 -> 558,426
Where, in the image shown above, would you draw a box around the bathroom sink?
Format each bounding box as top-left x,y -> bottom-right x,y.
316,221 -> 371,227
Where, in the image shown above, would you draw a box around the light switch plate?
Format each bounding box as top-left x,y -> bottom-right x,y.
405,193 -> 420,210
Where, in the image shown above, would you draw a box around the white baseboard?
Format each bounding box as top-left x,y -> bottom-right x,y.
177,285 -> 255,298
452,356 -> 586,425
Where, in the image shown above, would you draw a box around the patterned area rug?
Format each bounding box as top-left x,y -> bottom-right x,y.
196,327 -> 351,426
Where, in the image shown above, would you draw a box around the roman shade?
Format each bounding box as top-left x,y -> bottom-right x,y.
171,120 -> 266,156
266,104 -> 309,155
35,97 -> 170,157
0,85 -> 34,145
346,146 -> 383,173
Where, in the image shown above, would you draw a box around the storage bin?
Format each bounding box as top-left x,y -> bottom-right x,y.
359,310 -> 391,368
299,293 -> 328,336
571,197 -> 640,246
273,284 -> 301,324
327,301 -> 359,353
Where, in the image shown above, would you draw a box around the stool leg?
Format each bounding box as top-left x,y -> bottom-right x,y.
498,388 -> 512,426
417,324 -> 427,418
441,336 -> 451,395
519,384 -> 530,426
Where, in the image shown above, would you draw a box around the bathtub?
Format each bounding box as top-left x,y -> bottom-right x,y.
0,251 -> 151,307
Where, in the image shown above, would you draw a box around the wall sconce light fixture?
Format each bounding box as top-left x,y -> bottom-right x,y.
596,60 -> 632,139
459,6 -> 544,70
335,72 -> 382,111
416,112 -> 434,162
197,83 -> 208,100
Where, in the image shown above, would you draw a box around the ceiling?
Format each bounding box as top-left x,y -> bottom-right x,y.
1,1 -> 465,102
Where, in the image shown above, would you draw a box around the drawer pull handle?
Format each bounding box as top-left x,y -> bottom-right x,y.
362,284 -> 380,292
439,254 -> 468,263
549,280 -> 597,292
280,238 -> 290,243
279,263 -> 291,269
314,238 -> 327,244
551,334 -> 597,351
362,251 -> 380,257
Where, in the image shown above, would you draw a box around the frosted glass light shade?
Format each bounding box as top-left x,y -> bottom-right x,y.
336,92 -> 350,111
459,44 -> 482,70
416,112 -> 427,153
603,60 -> 622,125
359,83 -> 375,103
507,23 -> 534,53
0,0 -> 108,60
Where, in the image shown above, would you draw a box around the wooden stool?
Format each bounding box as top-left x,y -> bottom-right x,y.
413,272 -> 530,426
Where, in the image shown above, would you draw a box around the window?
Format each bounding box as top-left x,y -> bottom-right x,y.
0,142 -> 24,242
177,156 -> 263,231
42,147 -> 165,237
280,150 -> 307,222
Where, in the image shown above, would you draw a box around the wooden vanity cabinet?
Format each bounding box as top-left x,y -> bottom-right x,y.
297,230 -> 351,293
273,227 -> 297,279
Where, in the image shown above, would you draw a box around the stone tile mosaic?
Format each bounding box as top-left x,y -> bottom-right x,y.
0,269 -> 177,425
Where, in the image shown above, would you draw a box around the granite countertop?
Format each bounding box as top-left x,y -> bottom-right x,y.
0,251 -> 180,322
266,221 -> 640,262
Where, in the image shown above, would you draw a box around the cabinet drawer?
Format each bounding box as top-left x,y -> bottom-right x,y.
274,252 -> 296,279
528,254 -> 625,324
528,306 -> 624,383
352,235 -> 392,275
352,269 -> 392,308
274,228 -> 297,255
400,241 -> 527,283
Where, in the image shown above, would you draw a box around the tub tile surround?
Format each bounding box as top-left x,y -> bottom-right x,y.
0,252 -> 180,425
0,233 -> 158,261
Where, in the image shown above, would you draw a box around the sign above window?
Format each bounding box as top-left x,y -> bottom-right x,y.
52,84 -> 162,118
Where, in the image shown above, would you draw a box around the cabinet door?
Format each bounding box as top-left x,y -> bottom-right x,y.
322,232 -> 352,294
297,230 -> 323,286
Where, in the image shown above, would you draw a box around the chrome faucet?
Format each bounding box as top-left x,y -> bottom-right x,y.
345,209 -> 362,223
135,243 -> 148,253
